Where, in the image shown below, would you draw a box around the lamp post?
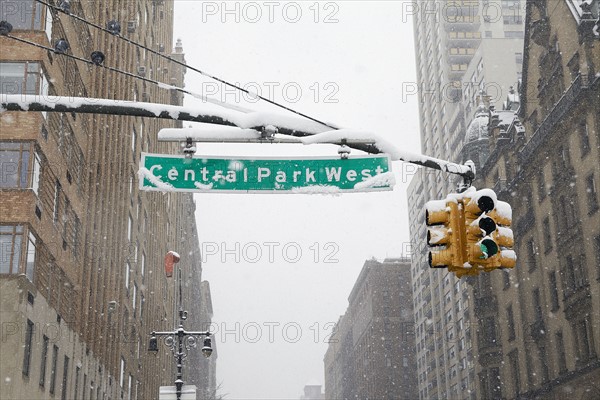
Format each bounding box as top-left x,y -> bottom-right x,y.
148,325 -> 212,400
148,252 -> 212,400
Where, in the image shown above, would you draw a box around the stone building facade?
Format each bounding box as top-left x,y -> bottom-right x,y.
461,1 -> 600,398
1,1 -> 214,399
324,258 -> 418,400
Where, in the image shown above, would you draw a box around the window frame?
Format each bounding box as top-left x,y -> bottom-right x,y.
0,1 -> 45,31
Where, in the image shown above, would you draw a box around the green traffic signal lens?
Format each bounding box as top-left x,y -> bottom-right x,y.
479,239 -> 499,259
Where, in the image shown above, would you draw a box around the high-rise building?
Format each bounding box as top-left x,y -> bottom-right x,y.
324,258 -> 417,400
407,1 -> 525,398
460,0 -> 600,398
0,1 -> 214,399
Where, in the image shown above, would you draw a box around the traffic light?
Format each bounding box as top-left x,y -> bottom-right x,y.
464,189 -> 516,271
425,199 -> 464,270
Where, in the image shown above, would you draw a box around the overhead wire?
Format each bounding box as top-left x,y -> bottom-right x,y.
34,0 -> 338,130
2,33 -> 252,114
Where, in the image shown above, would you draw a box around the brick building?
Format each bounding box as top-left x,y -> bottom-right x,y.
1,1 -> 214,399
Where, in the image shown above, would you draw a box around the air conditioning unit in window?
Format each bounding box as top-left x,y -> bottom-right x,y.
127,21 -> 136,33
137,66 -> 146,77
141,92 -> 150,102
158,44 -> 165,52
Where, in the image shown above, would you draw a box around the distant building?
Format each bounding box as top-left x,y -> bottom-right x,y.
324,258 -> 417,400
300,381 -> 324,399
460,1 -> 600,398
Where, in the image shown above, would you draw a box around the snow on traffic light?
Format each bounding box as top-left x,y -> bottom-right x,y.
424,187 -> 516,278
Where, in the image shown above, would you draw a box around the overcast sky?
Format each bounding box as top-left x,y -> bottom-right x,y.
173,2 -> 420,398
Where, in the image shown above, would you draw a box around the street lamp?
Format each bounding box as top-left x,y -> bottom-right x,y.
148,327 -> 212,399
148,252 -> 212,400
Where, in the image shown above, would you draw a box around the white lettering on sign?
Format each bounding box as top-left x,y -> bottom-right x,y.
258,168 -> 271,182
150,165 -> 162,178
325,167 -> 341,181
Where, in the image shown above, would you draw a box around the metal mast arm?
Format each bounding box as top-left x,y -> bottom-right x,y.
1,95 -> 475,180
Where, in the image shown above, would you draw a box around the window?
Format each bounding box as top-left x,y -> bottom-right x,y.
503,15 -> 523,24
61,356 -> 69,400
74,366 -> 80,399
22,319 -> 34,376
120,357 -> 125,388
542,217 -> 553,253
482,317 -> 497,346
0,62 -> 48,97
0,142 -> 40,190
515,52 -> 523,64
579,121 -> 590,156
0,225 -> 23,274
507,305 -> 516,341
525,350 -> 534,387
141,252 -> 146,281
52,180 -> 61,224
0,1 -> 44,30
132,283 -> 137,315
140,294 -> 145,321
537,169 -> 546,201
555,331 -> 567,373
533,288 -> 542,322
505,31 -> 524,38
49,345 -> 58,394
586,174 -> 598,214
127,215 -> 133,241
574,319 -> 595,362
125,262 -> 130,290
503,269 -> 511,289
0,225 -> 35,279
549,272 -> 560,311
25,232 -> 36,281
527,239 -> 537,271
39,335 -> 49,387
128,374 -> 133,400
131,127 -> 137,156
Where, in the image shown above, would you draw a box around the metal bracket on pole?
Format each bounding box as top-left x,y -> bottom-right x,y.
182,137 -> 196,158
457,160 -> 476,193
260,125 -> 278,142
338,139 -> 351,159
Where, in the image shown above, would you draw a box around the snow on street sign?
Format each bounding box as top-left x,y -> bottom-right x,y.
139,153 -> 393,193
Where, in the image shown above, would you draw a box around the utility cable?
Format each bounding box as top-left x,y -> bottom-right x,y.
3,33 -> 251,113
34,0 -> 337,129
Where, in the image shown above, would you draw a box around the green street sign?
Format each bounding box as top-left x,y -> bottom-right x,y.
139,153 -> 393,193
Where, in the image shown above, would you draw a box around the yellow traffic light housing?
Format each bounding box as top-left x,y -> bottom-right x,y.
425,199 -> 465,271
424,187 -> 516,277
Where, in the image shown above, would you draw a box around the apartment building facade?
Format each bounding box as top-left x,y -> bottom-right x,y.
463,0 -> 600,398
407,1 -> 525,398
324,258 -> 418,400
0,1 -> 214,399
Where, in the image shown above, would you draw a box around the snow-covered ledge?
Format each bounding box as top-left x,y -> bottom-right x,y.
565,0 -> 597,24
